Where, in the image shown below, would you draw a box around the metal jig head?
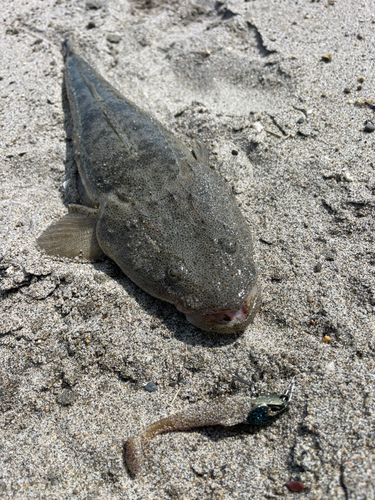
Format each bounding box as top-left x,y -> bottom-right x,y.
227,371 -> 295,426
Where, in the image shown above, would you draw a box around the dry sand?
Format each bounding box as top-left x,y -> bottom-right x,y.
1,0 -> 374,498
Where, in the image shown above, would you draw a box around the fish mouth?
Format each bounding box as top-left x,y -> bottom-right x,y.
181,284 -> 261,334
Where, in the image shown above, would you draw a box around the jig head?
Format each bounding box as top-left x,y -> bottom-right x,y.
227,371 -> 295,426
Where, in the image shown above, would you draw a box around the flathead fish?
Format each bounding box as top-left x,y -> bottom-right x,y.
38,42 -> 261,333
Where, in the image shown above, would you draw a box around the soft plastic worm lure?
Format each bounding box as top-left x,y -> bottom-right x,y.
124,373 -> 295,476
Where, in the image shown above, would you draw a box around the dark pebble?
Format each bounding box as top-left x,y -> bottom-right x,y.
86,0 -> 103,9
364,123 -> 375,133
314,263 -> 322,273
297,117 -> 304,124
86,22 -> 96,29
231,149 -> 238,156
144,382 -> 158,393
343,87 -> 351,94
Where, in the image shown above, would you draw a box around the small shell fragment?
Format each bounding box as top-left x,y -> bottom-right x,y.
321,53 -> 332,62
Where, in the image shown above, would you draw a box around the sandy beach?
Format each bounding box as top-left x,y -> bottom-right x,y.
0,0 -> 374,498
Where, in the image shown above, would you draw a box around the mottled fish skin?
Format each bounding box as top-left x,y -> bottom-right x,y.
38,42 -> 261,333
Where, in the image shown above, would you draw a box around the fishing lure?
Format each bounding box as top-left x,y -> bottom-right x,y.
228,371 -> 294,425
124,373 -> 295,476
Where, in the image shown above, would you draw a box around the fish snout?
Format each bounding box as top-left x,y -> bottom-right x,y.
182,284 -> 261,334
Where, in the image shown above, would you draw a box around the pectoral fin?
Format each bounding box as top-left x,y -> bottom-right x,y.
37,204 -> 104,260
192,140 -> 209,165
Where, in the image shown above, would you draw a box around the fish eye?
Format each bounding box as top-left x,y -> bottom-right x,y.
166,263 -> 186,283
167,268 -> 180,282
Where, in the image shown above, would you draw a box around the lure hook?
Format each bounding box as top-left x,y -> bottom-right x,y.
227,370 -> 296,426
226,369 -> 256,396
281,376 -> 296,403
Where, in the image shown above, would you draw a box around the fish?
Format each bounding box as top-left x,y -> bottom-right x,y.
37,41 -> 261,333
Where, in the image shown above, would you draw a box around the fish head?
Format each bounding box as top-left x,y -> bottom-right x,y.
96,186 -> 260,334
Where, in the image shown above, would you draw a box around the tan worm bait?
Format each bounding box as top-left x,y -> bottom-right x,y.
124,374 -> 295,476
